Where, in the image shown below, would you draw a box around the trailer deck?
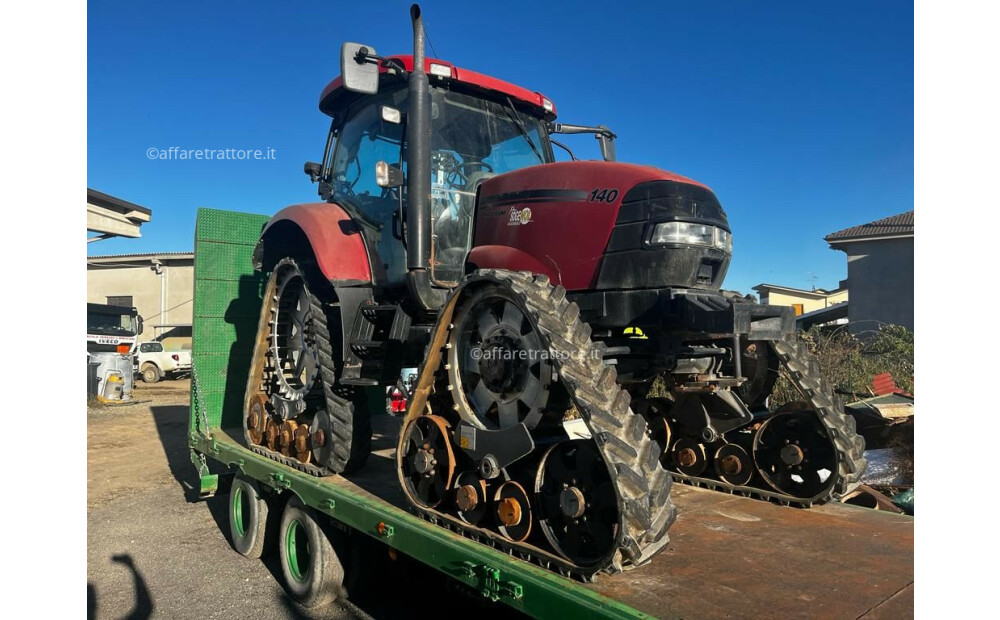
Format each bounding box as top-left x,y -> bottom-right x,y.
190,208 -> 913,619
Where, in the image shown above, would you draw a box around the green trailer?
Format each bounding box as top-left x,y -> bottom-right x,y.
189,208 -> 914,619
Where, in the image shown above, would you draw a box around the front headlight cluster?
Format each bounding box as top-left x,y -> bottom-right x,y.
649,221 -> 732,252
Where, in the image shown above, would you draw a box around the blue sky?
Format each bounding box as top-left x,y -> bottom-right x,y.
88,0 -> 913,295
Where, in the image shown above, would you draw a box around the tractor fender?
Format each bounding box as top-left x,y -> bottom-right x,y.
466,245 -> 560,284
253,203 -> 372,286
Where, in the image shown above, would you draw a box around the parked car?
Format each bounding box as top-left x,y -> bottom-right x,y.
137,342 -> 192,383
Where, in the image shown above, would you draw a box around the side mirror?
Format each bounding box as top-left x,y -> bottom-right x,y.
341,42 -> 380,95
137,316 -> 144,336
597,126 -> 616,162
375,161 -> 405,188
304,161 -> 322,182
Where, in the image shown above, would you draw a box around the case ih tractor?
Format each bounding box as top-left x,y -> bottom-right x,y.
242,5 -> 866,578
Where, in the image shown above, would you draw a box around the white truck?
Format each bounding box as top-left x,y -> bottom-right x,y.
137,342 -> 192,383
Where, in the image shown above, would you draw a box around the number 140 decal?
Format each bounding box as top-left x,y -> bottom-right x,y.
590,188 -> 619,203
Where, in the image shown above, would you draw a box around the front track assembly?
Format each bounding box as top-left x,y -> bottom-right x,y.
241,258 -> 363,477
634,335 -> 867,507
396,270 -> 677,580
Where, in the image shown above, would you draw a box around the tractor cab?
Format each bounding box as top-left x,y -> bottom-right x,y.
312,53 -> 556,288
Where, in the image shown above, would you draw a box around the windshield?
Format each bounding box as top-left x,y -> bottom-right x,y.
88,310 -> 137,336
429,88 -> 552,283
327,85 -> 553,286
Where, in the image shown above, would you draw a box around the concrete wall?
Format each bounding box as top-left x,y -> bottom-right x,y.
839,237 -> 914,333
87,258 -> 194,350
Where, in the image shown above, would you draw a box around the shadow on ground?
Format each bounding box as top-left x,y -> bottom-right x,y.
88,554 -> 154,620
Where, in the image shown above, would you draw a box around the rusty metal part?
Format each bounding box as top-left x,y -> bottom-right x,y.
713,444 -> 753,486
453,471 -> 489,525
265,424 -> 280,452
672,439 -> 707,476
294,423 -> 312,463
400,415 -> 456,508
494,481 -> 531,542
278,420 -> 298,457
312,428 -> 326,448
456,486 -> 478,512
246,393 -> 269,445
497,498 -> 522,526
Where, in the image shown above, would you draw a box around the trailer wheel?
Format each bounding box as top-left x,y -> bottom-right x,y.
228,475 -> 270,558
279,495 -> 344,608
140,364 -> 161,384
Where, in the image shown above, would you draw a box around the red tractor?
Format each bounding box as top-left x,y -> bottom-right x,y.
242,5 -> 865,578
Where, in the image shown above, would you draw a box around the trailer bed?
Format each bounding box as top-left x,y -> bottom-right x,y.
190,208 -> 913,619
202,413 -> 913,619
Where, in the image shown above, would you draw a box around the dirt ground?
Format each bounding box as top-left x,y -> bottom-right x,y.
87,380 -> 520,620
87,379 -> 371,619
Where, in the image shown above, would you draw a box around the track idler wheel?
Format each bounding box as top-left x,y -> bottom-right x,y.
753,404 -> 838,498
535,441 -> 617,567
453,471 -> 489,526
400,416 -> 456,508
494,481 -> 532,542
246,393 -> 270,446
713,444 -> 753,486
672,438 -> 708,476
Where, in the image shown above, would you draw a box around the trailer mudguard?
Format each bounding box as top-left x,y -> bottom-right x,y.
253,202 -> 372,285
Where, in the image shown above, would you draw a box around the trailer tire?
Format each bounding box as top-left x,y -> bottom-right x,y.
279,495 -> 344,608
140,364 -> 161,384
228,475 -> 270,558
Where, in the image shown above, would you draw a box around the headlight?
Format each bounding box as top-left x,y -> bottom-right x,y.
650,222 -> 732,252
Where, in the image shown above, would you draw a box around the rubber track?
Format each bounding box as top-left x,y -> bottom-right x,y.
668,333 -> 867,507
417,270 -> 677,576
245,258 -> 369,476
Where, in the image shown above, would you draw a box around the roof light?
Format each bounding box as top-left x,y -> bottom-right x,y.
429,63 -> 451,78
541,98 -> 554,112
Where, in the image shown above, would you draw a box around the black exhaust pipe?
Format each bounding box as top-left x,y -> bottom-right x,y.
406,4 -> 430,272
405,4 -> 445,310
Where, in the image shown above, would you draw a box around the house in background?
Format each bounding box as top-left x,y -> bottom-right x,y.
825,211 -> 913,333
752,282 -> 848,317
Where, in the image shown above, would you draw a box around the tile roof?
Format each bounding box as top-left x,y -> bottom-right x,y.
825,211 -> 913,242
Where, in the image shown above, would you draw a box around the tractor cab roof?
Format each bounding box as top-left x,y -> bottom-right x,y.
319,55 -> 557,121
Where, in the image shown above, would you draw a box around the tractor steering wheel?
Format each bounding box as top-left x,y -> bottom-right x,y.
456,161 -> 493,180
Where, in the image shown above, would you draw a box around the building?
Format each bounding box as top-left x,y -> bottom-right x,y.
87,188 -> 152,242
825,211 -> 913,333
752,282 -> 849,317
87,253 -> 194,350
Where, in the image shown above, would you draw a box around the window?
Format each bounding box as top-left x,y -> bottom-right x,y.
107,296 -> 133,307
140,342 -> 163,353
792,303 -> 804,316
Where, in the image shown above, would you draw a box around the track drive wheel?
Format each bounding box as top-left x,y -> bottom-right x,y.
446,284 -> 558,430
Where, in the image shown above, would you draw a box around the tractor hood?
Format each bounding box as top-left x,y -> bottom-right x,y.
470,161 -> 731,291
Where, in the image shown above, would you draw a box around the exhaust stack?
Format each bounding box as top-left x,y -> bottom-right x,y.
406,4 -> 430,272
